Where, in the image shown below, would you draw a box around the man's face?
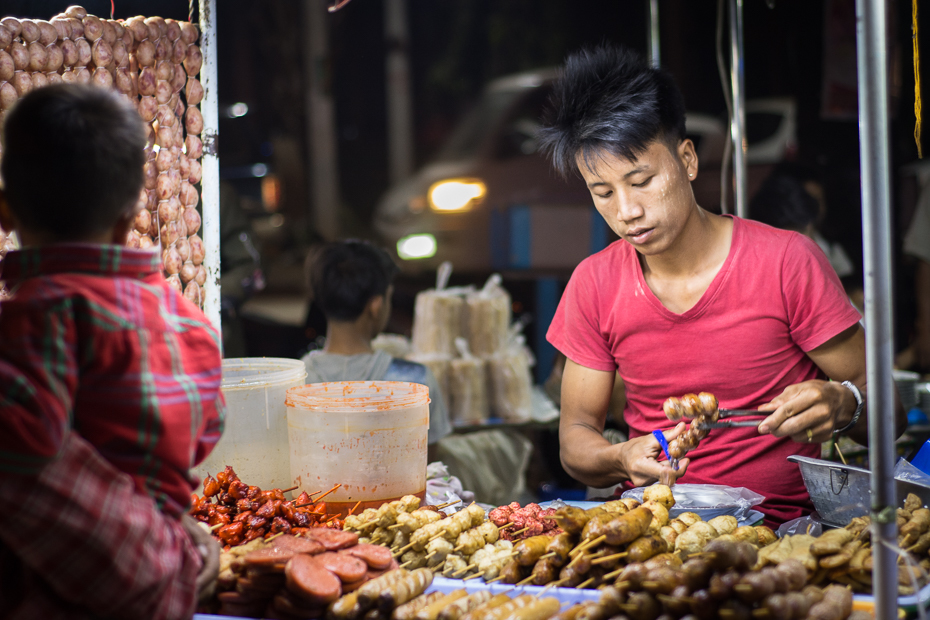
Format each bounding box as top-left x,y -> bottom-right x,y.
576,139 -> 698,256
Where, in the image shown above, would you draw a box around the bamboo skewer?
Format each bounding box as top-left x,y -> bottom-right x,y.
486,575 -> 507,584
464,573 -> 484,581
540,578 -> 568,594
499,523 -> 514,530
348,500 -> 362,515
570,535 -> 606,556
435,499 -> 462,510
452,563 -> 477,578
591,551 -> 627,565
280,485 -> 299,493
577,577 -> 595,589
603,568 -> 624,580
516,575 -> 536,587
509,527 -> 529,538
538,552 -> 556,560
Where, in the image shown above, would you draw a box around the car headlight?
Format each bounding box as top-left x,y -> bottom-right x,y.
428,179 -> 486,212
397,234 -> 437,260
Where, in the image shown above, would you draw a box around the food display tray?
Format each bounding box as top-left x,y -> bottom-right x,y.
541,500 -> 765,527
428,575 -> 602,605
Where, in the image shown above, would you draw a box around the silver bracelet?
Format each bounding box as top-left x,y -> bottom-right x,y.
833,380 -> 863,436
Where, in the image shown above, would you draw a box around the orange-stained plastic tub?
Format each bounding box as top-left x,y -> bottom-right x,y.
286,381 -> 430,516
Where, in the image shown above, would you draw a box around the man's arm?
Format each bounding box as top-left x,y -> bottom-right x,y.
560,359 -> 688,488
758,324 -> 906,445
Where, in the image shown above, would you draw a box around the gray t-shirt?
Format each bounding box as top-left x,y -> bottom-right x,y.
300,350 -> 452,444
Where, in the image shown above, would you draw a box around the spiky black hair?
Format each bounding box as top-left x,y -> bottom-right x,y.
538,45 -> 687,178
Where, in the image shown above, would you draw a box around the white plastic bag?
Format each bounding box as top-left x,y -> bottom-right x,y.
465,274 -> 511,357
487,325 -> 533,423
410,262 -> 472,356
449,337 -> 489,424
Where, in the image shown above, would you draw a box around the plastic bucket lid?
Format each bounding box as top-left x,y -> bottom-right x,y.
286,381 -> 429,413
222,357 -> 307,391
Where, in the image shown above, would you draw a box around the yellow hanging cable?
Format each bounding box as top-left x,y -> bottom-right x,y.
916,0 -> 923,158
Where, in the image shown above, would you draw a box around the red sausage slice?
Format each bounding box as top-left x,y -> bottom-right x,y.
341,543 -> 394,570
285,554 -> 343,605
300,528 -> 359,551
317,552 -> 368,583
244,535 -> 325,567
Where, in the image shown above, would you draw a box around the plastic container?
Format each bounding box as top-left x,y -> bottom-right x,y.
286,381 -> 430,516
191,358 -> 307,491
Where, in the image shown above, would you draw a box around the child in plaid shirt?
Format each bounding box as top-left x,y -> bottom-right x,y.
0,85 -> 225,617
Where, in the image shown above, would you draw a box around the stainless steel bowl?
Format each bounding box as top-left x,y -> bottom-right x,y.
789,454 -> 930,527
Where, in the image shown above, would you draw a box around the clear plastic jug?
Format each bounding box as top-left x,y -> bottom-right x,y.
192,358 -> 307,491
286,381 -> 430,516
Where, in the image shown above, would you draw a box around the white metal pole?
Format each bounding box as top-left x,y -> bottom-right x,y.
385,0 -> 415,183
855,1 -> 897,618
728,0 -> 748,218
648,0 -> 660,68
304,0 -> 341,241
199,0 -> 221,333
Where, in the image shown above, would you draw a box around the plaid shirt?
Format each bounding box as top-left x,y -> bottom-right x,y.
0,244 -> 225,516
0,432 -> 201,619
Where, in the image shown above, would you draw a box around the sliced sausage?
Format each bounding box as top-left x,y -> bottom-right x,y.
285,554 -> 343,605
243,535 -> 324,567
342,543 -> 394,570
318,551 -> 368,583
301,528 -> 359,551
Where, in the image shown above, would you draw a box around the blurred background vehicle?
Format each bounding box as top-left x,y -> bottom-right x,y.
374,70 -> 798,273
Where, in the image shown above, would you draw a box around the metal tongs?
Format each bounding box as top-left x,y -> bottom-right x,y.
700,408 -> 769,429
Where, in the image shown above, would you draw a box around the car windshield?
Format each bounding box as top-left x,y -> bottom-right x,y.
434,88 -> 524,162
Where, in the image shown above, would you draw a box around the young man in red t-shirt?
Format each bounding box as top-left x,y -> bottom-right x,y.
539,46 -> 905,523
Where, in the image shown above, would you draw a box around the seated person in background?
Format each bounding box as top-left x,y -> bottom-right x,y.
750,163 -> 862,309
0,85 -> 225,616
301,241 -> 452,454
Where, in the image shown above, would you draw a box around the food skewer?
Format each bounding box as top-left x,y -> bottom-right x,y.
516,574 -> 536,586
591,551 -> 627,565
435,499 -> 463,510
293,483 -> 342,507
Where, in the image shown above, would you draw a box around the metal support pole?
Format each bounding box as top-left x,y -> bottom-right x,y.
304,0 -> 341,240
855,1 -> 897,618
728,0 -> 748,218
199,0 -> 221,333
385,0 -> 415,183
647,0 -> 660,68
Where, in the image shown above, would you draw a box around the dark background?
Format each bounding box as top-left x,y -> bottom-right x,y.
3,0 -> 928,350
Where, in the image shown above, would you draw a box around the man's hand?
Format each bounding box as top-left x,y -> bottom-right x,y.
756,380 -> 853,444
618,422 -> 690,486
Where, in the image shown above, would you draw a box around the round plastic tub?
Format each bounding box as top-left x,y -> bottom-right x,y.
286,381 -> 430,516
192,358 -> 307,491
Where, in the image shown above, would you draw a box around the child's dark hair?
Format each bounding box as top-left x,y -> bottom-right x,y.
750,164 -> 821,232
1,84 -> 146,240
309,240 -> 399,322
538,45 -> 687,178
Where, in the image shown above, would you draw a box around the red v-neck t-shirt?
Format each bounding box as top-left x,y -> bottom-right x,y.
547,216 -> 861,524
